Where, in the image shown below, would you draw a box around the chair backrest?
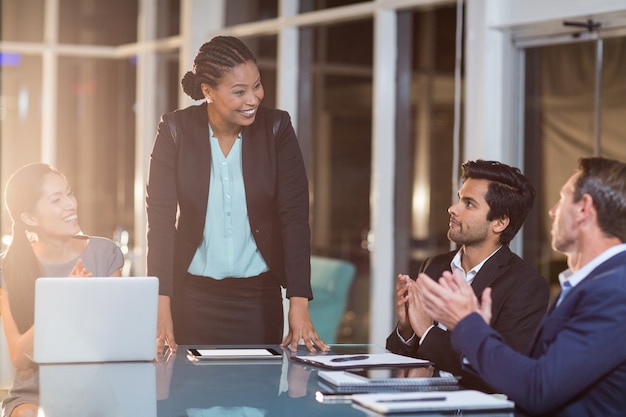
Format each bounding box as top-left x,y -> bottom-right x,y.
309,256 -> 356,343
282,256 -> 356,343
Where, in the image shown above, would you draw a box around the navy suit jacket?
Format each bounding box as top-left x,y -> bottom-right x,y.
146,103 -> 312,300
386,246 -> 549,391
452,250 -> 626,416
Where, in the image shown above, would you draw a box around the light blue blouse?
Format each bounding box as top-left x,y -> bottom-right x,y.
187,127 -> 268,279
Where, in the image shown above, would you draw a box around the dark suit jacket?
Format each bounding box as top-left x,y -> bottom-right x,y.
452,250 -> 626,416
386,246 -> 549,391
146,103 -> 312,300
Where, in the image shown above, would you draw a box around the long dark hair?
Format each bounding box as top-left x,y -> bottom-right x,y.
2,162 -> 65,332
180,36 -> 257,101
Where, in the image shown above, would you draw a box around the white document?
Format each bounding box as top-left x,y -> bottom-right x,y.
351,390 -> 514,414
293,352 -> 430,369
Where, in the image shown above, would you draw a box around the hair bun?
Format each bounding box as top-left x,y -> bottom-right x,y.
181,71 -> 204,100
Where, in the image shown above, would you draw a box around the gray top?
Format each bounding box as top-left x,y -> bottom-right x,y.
0,236 -> 124,288
40,236 -> 124,277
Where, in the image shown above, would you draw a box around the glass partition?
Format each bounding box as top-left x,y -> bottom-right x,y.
303,0 -> 370,11
56,56 -> 136,243
225,0 -> 278,26
404,5 -> 464,275
523,36 -> 626,296
0,0 -> 45,42
0,54 -> 43,235
245,35 -> 278,109
305,18 -> 374,342
59,0 -> 139,45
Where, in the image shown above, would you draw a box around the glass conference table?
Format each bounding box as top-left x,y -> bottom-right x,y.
37,344 -> 516,417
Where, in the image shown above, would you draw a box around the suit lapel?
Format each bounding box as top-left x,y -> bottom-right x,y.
189,105 -> 211,208
241,108 -> 272,210
470,246 -> 512,298
422,252 -> 455,282
526,251 -> 626,355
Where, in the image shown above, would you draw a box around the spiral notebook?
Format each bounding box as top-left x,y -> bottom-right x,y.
351,390 -> 515,414
318,367 -> 460,393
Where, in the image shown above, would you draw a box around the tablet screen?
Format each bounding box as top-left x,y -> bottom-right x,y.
188,348 -> 282,360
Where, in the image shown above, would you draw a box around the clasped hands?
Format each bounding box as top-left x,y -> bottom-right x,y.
397,270 -> 492,336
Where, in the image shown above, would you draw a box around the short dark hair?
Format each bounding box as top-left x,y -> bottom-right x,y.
574,157 -> 626,242
181,36 -> 257,101
461,159 -> 535,245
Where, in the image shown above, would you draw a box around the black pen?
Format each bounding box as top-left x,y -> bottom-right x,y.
376,396 -> 446,403
330,355 -> 369,362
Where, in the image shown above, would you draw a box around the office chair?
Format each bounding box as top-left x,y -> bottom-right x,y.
282,256 -> 356,344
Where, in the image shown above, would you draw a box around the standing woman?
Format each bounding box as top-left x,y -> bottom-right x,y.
0,163 -> 123,417
147,36 -> 326,352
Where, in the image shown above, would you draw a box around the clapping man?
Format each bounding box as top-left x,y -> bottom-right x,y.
387,160 -> 549,391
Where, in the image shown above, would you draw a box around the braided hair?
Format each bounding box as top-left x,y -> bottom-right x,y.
181,36 -> 257,100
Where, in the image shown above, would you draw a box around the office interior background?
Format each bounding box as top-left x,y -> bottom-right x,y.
1,0 -> 625,346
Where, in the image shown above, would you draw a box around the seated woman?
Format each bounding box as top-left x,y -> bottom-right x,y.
0,163 -> 123,417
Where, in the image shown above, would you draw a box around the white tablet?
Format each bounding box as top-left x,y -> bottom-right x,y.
186,347 -> 283,361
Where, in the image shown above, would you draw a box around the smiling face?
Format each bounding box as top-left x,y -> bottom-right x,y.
447,178 -> 497,248
202,60 -> 264,130
22,172 -> 81,238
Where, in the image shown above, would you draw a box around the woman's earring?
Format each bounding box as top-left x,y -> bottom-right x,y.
206,96 -> 213,104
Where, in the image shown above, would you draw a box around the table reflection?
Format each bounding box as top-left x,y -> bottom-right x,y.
38,361 -> 157,417
157,345 -> 382,417
31,345 -> 516,417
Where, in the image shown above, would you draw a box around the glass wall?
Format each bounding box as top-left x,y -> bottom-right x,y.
0,0 -> 45,42
523,35 -> 626,297
55,56 -> 136,240
306,18 -> 374,342
157,0 -> 181,38
1,1 -> 146,255
225,0 -> 278,25
58,0 -> 138,45
0,53 -> 43,237
405,5 -> 463,275
304,0 -> 370,11
246,35 -> 278,109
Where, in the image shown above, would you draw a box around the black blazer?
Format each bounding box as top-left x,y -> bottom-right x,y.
386,246 -> 549,391
146,103 -> 312,300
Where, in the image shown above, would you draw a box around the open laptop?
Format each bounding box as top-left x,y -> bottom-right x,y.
33,276 -> 159,364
